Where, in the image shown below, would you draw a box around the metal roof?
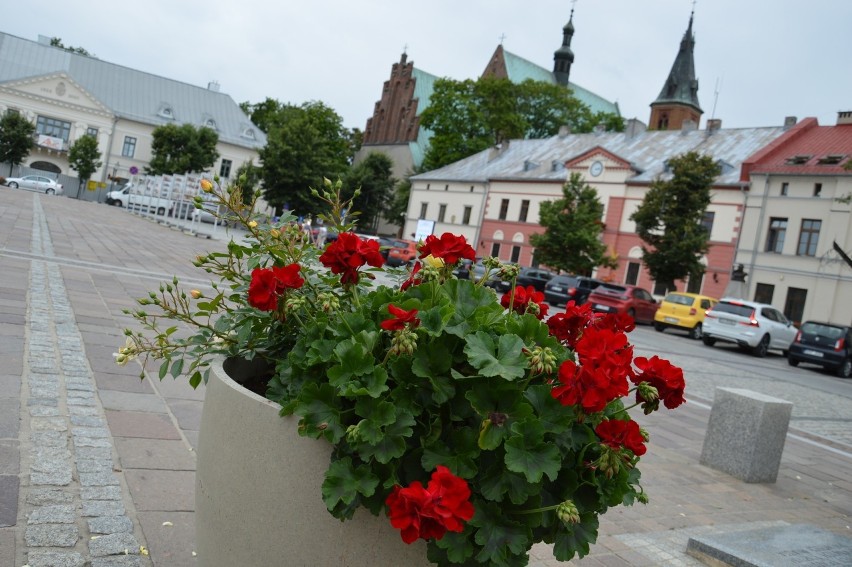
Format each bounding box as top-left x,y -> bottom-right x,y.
0,32 -> 266,150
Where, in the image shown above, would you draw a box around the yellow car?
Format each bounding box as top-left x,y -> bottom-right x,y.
654,292 -> 718,340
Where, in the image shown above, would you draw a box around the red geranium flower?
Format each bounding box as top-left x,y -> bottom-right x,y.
381,304 -> 420,331
631,355 -> 686,410
247,263 -> 304,311
400,261 -> 422,291
319,232 -> 385,284
547,301 -> 596,346
418,233 -> 475,265
501,286 -> 549,320
595,419 -> 647,456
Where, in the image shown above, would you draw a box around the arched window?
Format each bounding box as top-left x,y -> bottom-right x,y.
30,161 -> 61,174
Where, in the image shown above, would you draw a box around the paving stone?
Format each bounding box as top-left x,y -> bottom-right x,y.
73,436 -> 113,448
0,528 -> 15,567
26,488 -> 73,505
72,426 -> 112,438
77,459 -> 115,473
80,471 -> 121,486
25,523 -> 79,546
89,532 -> 140,557
27,397 -> 59,407
97,390 -> 168,413
106,410 -> 182,440
25,550 -> 86,567
138,510 -> 199,567
28,504 -> 76,524
82,499 -> 126,517
114,437 -> 196,471
68,405 -> 100,416
81,485 -> 123,501
88,515 -> 134,534
0,475 -> 19,526
71,415 -> 107,427
0,398 -> 20,437
91,556 -> 142,567
76,446 -> 114,461
29,405 -> 60,417
31,416 -> 68,431
31,430 -> 67,447
124,469 -> 195,511
67,396 -> 96,406
31,469 -> 73,486
0,439 -> 19,475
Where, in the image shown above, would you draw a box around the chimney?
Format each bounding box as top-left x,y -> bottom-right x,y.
558,125 -> 571,138
593,123 -> 606,134
207,81 -> 221,92
837,111 -> 852,125
681,119 -> 698,134
706,118 -> 722,133
488,141 -> 509,161
783,116 -> 797,129
624,118 -> 647,138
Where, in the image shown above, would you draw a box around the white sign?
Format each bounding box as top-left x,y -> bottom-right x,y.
37,135 -> 64,150
414,219 -> 435,243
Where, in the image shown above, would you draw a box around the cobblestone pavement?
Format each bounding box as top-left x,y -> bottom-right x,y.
2,190 -> 851,566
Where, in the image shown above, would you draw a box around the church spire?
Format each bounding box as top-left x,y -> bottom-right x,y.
553,6 -> 576,86
649,10 -> 703,130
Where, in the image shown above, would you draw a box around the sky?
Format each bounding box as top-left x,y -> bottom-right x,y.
9,0 -> 851,132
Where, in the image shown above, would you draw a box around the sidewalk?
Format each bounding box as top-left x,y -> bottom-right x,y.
1,190 -> 851,566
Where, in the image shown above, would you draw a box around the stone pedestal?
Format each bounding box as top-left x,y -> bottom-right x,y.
699,387 -> 793,483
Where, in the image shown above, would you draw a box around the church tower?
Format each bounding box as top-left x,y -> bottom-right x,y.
649,11 -> 703,130
553,10 -> 575,86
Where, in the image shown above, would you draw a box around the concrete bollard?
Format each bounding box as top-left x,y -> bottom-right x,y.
699,387 -> 793,483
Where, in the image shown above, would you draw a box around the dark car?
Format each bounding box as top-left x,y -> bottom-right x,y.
587,283 -> 657,324
787,321 -> 852,378
496,267 -> 556,293
543,275 -> 603,307
453,260 -> 501,288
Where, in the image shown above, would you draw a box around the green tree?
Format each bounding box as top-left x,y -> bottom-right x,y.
67,134 -> 102,197
630,151 -> 721,292
49,37 -> 92,56
146,123 -> 219,175
530,172 -> 615,275
258,101 -> 350,215
343,153 -> 396,233
233,160 -> 262,205
0,111 -> 35,176
420,77 -> 623,170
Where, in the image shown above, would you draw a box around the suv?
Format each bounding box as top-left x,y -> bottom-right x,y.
543,275 -> 603,307
496,267 -> 555,293
787,321 -> 852,378
653,292 -> 718,340
702,298 -> 797,357
587,283 -> 658,324
386,239 -> 418,267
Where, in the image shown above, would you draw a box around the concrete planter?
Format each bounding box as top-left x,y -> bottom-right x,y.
195,357 -> 430,566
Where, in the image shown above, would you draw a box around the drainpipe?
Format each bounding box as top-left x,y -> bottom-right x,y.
100,115 -> 119,201
473,182 -> 489,257
746,173 -> 771,299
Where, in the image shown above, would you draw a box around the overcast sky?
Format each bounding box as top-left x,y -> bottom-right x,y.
10,0 -> 851,132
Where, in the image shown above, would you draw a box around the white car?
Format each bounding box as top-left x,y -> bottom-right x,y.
4,174 -> 64,195
702,298 -> 798,357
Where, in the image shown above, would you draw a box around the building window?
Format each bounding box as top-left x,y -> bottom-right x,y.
438,204 -> 447,223
765,217 -> 787,253
510,246 -> 521,263
784,287 -> 807,325
86,127 -> 99,138
700,211 -> 715,238
498,199 -> 509,221
625,262 -> 640,285
419,202 -> 428,220
36,115 -> 71,141
121,136 -> 137,158
462,206 -> 472,225
519,200 -> 530,222
470,185 -> 474,193
796,219 -> 821,256
490,243 -> 501,258
219,159 -> 232,179
754,283 -> 774,304
780,182 -> 789,196
426,184 -> 430,191
444,184 -> 449,191
813,183 -> 822,197
653,281 -> 669,296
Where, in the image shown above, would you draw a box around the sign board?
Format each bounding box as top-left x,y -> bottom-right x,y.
414,219 -> 435,243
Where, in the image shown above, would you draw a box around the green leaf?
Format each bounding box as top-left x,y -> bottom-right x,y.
422,427 -> 480,478
552,513 -> 599,561
321,457 -> 379,513
294,383 -> 345,442
524,385 -> 576,436
504,421 -> 561,483
479,461 -> 540,505
357,410 -> 416,464
188,370 -> 202,389
158,360 -> 169,380
464,332 -> 527,380
352,399 -> 396,444
431,530 -> 476,563
170,358 -> 184,378
472,501 -> 531,566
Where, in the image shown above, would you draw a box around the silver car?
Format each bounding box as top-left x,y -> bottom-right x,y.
4,174 -> 64,195
702,298 -> 798,357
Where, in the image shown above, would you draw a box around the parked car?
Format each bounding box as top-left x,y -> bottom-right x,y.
653,292 -> 718,340
787,321 -> 852,378
543,275 -> 603,307
496,267 -> 556,293
376,236 -> 396,261
453,260 -> 501,288
4,174 -> 64,195
587,283 -> 658,323
386,239 -> 418,267
702,298 -> 797,357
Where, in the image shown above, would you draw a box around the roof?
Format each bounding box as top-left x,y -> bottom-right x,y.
0,32 -> 266,150
652,14 -> 702,113
745,118 -> 852,176
411,124 -> 791,187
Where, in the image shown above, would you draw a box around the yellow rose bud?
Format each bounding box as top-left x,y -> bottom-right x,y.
248,220 -> 258,229
270,228 -> 281,239
200,179 -> 213,192
190,290 -> 202,299
423,255 -> 445,269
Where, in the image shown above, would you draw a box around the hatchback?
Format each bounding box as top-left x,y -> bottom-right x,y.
587,283 -> 658,323
4,174 -> 64,195
787,321 -> 852,378
543,275 -> 603,307
496,267 -> 555,293
386,239 -> 418,267
653,292 -> 718,340
702,298 -> 797,357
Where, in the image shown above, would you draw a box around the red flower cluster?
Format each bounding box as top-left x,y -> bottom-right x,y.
632,355 -> 686,410
500,286 -> 549,320
400,261 -> 422,291
380,304 -> 420,331
418,234 -> 475,265
550,326 -> 633,413
247,264 -> 304,311
595,419 -> 647,456
386,465 -> 474,544
546,301 -> 595,347
318,232 -> 385,284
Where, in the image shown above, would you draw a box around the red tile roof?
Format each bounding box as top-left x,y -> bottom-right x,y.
745,118 -> 852,177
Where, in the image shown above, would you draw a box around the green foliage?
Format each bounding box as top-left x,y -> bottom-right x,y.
68,134 -> 102,191
0,111 -> 35,175
630,152 -> 721,291
146,123 -> 219,175
233,160 -> 262,205
343,152 -> 396,233
49,37 -> 92,56
420,78 -> 623,170
530,173 -> 615,275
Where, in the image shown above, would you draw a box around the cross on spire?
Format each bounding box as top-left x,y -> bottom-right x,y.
499,33 -> 506,45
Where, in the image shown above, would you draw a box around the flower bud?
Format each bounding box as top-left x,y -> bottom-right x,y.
190,290 -> 202,299
248,220 -> 258,229
556,500 -> 580,525
200,179 -> 213,193
270,228 -> 281,239
423,255 -> 445,269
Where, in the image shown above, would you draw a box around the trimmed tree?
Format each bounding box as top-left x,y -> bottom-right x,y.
146,123 -> 219,175
530,172 -> 616,275
0,111 -> 35,176
630,151 -> 721,292
68,134 -> 102,197
342,152 -> 396,233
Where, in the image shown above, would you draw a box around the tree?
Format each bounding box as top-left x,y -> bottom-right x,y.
420,77 -> 624,170
49,37 -> 93,56
630,151 -> 721,292
68,134 -> 102,197
0,111 -> 35,176
529,172 -> 616,275
146,123 -> 219,175
258,101 -> 351,215
342,152 -> 396,233
233,160 -> 262,205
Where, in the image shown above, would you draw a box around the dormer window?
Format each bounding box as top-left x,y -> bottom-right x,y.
817,154 -> 845,165
785,155 -> 811,165
523,160 -> 539,172
551,160 -> 565,172
158,105 -> 175,120
241,128 -> 256,140
205,119 -> 217,130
